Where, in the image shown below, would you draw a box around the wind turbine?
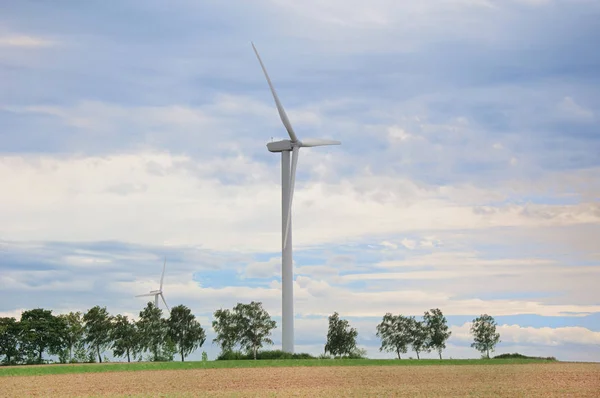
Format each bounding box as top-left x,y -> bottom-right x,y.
135,257 -> 170,313
251,42 -> 341,353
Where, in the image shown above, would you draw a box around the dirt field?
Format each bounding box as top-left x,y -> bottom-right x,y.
1,363 -> 598,397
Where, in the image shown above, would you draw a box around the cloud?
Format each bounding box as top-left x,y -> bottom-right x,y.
0,35 -> 56,47
452,322 -> 600,346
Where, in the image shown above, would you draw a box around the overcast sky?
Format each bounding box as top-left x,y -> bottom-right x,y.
1,0 -> 599,361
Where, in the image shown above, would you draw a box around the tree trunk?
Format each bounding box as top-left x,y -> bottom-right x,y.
253,346 -> 257,360
126,349 -> 130,363
416,351 -> 420,360
97,346 -> 102,363
397,349 -> 401,360
439,350 -> 442,360
486,348 -> 489,359
181,350 -> 184,362
38,349 -> 42,363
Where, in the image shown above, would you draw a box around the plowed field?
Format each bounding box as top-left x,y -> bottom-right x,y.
1,363 -> 598,397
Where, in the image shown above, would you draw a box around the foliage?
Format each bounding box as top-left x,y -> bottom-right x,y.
216,349 -> 316,360
233,302 -> 277,360
376,313 -> 413,359
110,314 -> 139,363
136,302 -> 168,361
470,314 -> 501,359
408,317 -> 430,359
0,317 -> 22,365
58,311 -> 85,363
83,306 -> 113,363
324,312 -> 358,357
201,351 -> 208,362
423,308 -> 452,360
19,308 -> 67,364
212,308 -> 239,354
167,305 -> 206,362
493,352 -> 556,361
156,336 -> 178,362
212,302 -> 277,360
347,347 -> 368,359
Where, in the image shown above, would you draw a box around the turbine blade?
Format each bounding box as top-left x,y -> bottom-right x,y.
283,146 -> 299,249
135,293 -> 156,297
300,139 -> 341,147
160,257 -> 166,290
251,42 -> 298,142
160,293 -> 170,312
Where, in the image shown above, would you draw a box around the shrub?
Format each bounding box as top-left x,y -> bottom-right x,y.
216,349 -> 316,360
493,352 -> 556,361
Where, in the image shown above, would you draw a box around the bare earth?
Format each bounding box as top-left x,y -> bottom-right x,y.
1,363 -> 599,397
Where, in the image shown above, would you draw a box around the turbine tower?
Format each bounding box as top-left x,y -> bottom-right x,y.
135,257 -> 170,314
251,42 -> 341,353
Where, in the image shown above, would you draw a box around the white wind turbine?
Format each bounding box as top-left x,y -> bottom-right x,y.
135,257 -> 170,313
251,42 -> 341,353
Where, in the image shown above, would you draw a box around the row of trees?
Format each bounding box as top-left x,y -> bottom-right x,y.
0,303 -> 205,365
322,310 -> 501,360
2,301 -> 502,365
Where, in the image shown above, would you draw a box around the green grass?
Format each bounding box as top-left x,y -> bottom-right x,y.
0,358 -> 556,377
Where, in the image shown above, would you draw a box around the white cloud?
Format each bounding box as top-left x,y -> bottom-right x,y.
557,96 -> 595,121
401,239 -> 417,250
452,322 -> 600,346
0,35 -> 56,47
1,151 -> 599,253
380,240 -> 398,250
243,257 -> 281,279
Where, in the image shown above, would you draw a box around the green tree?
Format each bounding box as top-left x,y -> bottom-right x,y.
167,305 -> 206,362
110,314 -> 139,363
233,302 -> 276,360
423,308 -> 452,360
83,306 -> 113,363
58,311 -> 85,363
376,313 -> 412,359
137,302 -> 168,361
470,314 -> 501,358
212,308 -> 239,354
324,312 -> 358,357
20,308 -> 67,364
0,317 -> 22,365
408,317 -> 430,360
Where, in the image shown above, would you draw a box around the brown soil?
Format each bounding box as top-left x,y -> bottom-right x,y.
1,363 -> 599,397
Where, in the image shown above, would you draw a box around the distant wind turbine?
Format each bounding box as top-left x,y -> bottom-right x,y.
136,257 -> 170,313
251,42 -> 341,353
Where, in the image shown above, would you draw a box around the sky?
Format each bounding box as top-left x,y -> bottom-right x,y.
1,0 -> 599,362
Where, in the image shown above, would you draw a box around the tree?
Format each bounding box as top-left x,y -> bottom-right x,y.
212,308 -> 239,354
167,305 -> 206,362
83,306 -> 113,363
233,302 -> 276,360
470,314 -> 501,359
423,308 -> 452,360
111,314 -> 139,363
376,313 -> 413,359
136,302 -> 168,361
408,317 -> 430,360
19,308 -> 67,364
324,312 -> 358,357
58,312 -> 85,363
0,317 -> 22,365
